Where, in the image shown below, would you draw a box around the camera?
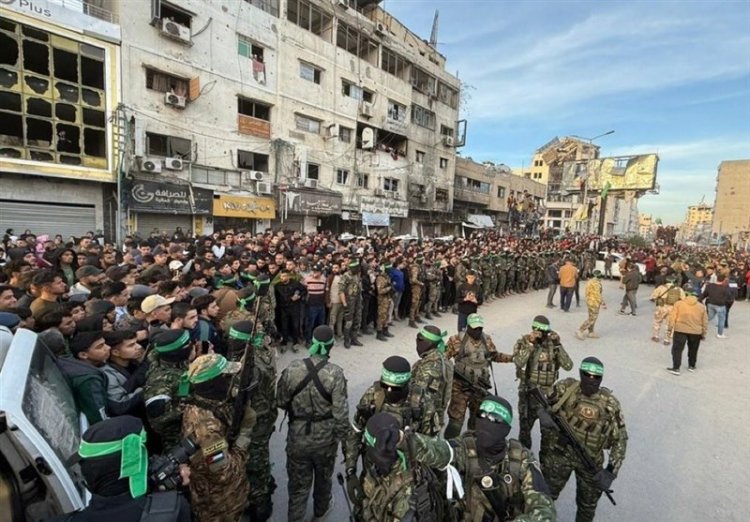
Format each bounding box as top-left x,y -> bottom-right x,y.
148,437 -> 199,491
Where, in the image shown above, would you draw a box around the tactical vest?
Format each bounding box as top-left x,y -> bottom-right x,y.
518,340 -> 559,387
370,382 -> 424,430
463,436 -> 526,520
551,382 -> 615,456
454,333 -> 490,386
665,287 -> 682,305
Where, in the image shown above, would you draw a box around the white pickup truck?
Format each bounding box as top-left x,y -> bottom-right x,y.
0,328 -> 88,521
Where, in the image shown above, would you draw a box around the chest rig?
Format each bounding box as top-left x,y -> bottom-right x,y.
454,333 -> 490,386
552,382 -> 614,455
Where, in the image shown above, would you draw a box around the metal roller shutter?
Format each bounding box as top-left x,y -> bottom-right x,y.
136,213 -> 192,237
0,200 -> 96,239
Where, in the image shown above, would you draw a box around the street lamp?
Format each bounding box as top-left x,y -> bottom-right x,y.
567,131 -> 615,233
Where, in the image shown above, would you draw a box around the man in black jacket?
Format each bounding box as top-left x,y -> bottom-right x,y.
456,269 -> 483,332
275,269 -> 307,352
701,273 -> 731,338
619,264 -> 642,316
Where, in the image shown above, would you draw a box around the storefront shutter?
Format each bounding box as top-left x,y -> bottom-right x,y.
135,213 -> 192,237
0,200 -> 96,239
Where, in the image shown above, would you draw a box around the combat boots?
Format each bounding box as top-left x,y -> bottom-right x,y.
575,330 -> 586,340
383,328 -> 394,338
409,320 -> 418,328
344,335 -> 352,349
433,310 -> 442,318
376,330 -> 387,341
351,337 -> 363,347
424,312 -> 433,320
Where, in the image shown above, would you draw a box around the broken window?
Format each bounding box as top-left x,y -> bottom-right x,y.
299,61 -> 321,84
146,68 -> 188,95
356,172 -> 369,188
295,114 -> 321,134
0,16 -> 108,165
243,0 -> 279,17
238,97 -> 271,120
342,80 -> 373,103
387,100 -> 407,122
436,188 -> 449,203
238,34 -> 265,62
381,47 -> 408,78
287,0 -> 333,37
336,21 -> 378,64
159,2 -> 192,28
376,129 -> 407,158
338,126 -> 353,143
437,82 -> 459,109
147,131 -> 191,159
306,163 -> 319,180
410,67 -> 436,96
237,150 -> 269,171
383,177 -> 399,192
411,104 -> 436,130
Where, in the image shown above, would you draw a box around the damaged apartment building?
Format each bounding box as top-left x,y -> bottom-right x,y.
115,0 -> 462,236
0,0 -> 121,238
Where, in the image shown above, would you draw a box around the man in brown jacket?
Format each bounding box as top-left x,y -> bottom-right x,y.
666,283 -> 708,376
558,258 -> 578,312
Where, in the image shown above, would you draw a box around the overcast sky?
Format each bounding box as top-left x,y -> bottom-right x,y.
386,0 -> 750,224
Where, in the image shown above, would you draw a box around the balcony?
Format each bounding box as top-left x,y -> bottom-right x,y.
453,186 -> 490,206
52,0 -> 120,24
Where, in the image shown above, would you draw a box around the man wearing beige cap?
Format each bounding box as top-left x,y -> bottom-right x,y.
141,294 -> 175,335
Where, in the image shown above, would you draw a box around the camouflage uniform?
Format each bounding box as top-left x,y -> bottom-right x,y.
408,432 -> 558,521
277,355 -> 349,522
339,270 -> 363,344
182,396 -> 250,521
540,378 -> 628,522
408,263 -> 424,323
578,278 -> 604,336
480,257 -> 493,301
143,351 -> 189,451
649,283 -> 684,344
345,381 -> 441,472
454,261 -> 468,311
444,333 -> 512,435
375,271 -> 393,333
512,331 -> 573,449
425,264 -> 442,316
411,349 -> 454,429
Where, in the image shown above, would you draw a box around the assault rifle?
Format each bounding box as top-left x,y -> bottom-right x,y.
530,387 -> 616,505
227,295 -> 262,443
453,368 -> 492,396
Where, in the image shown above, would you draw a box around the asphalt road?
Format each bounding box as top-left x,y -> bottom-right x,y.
266,280 -> 750,521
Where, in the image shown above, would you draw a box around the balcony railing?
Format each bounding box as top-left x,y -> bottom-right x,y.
51,0 -> 120,24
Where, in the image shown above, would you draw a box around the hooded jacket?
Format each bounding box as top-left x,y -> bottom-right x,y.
56,357 -> 109,424
669,296 -> 708,336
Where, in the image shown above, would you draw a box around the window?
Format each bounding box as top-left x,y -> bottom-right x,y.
238,97 -> 271,120
410,66 -> 436,95
237,35 -> 264,62
411,105 -> 436,130
299,61 -> 321,84
243,0 -> 279,17
306,163 -> 319,180
339,126 -> 353,143
383,177 -> 399,192
342,80 -> 373,103
497,186 -> 506,198
440,125 -> 454,137
159,2 -> 192,28
336,169 -> 349,185
237,150 -> 269,171
147,132 -> 191,159
356,173 -> 369,188
336,21 -> 378,63
146,68 -> 188,95
381,47 -> 408,78
415,150 -> 425,164
548,210 -> 562,218
295,114 -> 321,134
287,0 -> 332,37
437,82 -> 458,109
439,157 -> 449,169
454,175 -> 490,194
387,100 -> 407,122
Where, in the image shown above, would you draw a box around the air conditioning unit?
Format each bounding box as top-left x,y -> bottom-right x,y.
164,92 -> 186,109
327,124 -> 339,138
375,189 -> 386,197
244,170 -> 264,181
161,19 -> 191,44
360,102 -> 373,118
375,22 -> 386,35
304,178 -> 318,189
443,136 -> 455,147
165,157 -> 184,171
256,182 -> 272,195
139,157 -> 162,173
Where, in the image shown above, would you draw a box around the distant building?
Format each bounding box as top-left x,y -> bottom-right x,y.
712,160 -> 750,244
679,202 -> 712,243
638,214 -> 654,238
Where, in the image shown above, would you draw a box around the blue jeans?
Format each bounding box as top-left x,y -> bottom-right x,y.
458,312 -> 468,332
707,304 -> 726,335
560,287 -> 574,311
305,305 -> 326,342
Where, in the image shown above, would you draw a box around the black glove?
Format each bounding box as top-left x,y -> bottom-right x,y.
594,468 -> 616,492
536,407 -> 558,430
346,468 -> 364,505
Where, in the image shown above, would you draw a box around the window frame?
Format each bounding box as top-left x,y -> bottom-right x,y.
237,97 -> 271,121
295,114 -> 321,134
335,168 -> 349,185
299,61 -> 322,84
146,131 -> 192,159
383,177 -> 399,192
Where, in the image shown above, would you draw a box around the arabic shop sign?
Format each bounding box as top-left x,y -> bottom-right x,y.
285,191 -> 342,216
125,180 -> 212,215
213,194 -> 276,219
360,195 -> 409,218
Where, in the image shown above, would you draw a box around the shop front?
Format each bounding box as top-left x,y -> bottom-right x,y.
124,179 -> 212,238
212,194 -> 276,234
273,188 -> 342,233
360,196 -> 409,235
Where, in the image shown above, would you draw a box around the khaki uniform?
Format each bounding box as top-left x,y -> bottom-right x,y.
408,263 -> 423,322
375,272 -> 392,331
650,284 -> 684,343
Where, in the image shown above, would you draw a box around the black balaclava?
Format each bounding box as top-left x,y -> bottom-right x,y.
579,356 -> 604,396
381,355 -> 411,404
152,329 -> 192,364
254,273 -> 271,297
226,320 -> 255,360
532,314 -> 551,341
466,326 -> 483,340
416,325 -> 445,357
80,416 -> 144,497
348,260 -> 361,274
475,395 -> 513,464
365,412 -> 403,476
193,373 -> 233,401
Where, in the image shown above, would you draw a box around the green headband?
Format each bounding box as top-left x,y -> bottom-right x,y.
348,261 -> 360,268
78,429 -> 148,498
240,272 -> 256,281
479,400 -> 513,426
229,327 -> 253,341
189,355 -> 228,384
532,321 -> 550,331
381,368 -> 411,386
154,331 -> 190,353
364,428 -> 408,471
237,294 -> 256,310
580,361 -> 604,376
382,264 -> 392,270
309,336 -> 335,357
419,328 -> 448,353
215,275 -> 235,288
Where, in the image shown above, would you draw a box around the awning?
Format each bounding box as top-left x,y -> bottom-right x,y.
467,214 -> 495,228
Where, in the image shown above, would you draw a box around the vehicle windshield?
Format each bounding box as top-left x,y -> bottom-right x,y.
21,344 -> 86,496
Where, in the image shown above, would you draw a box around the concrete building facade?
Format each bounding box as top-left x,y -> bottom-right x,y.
712,159 -> 750,245
114,0 -> 460,238
0,0 -> 121,238
678,202 -> 712,243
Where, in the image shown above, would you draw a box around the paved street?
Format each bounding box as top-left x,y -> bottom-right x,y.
268,280 -> 750,521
